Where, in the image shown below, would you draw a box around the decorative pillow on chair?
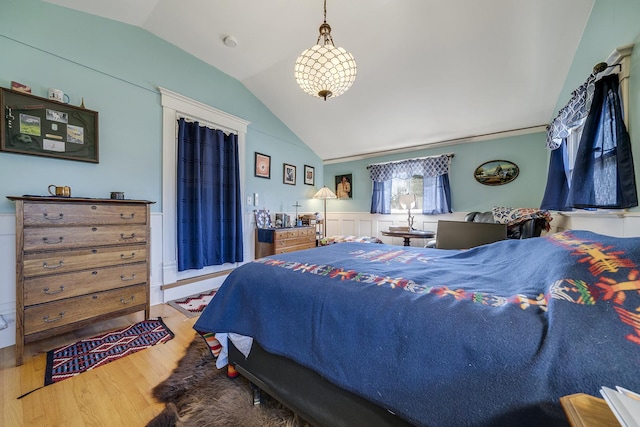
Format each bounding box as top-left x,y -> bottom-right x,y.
492,207 -> 552,231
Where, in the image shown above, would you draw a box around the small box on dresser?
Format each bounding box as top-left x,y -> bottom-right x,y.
7,195 -> 154,366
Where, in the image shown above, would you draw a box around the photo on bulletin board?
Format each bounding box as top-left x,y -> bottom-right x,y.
254,152 -> 271,179
304,164 -> 314,185
0,88 -> 99,163
335,173 -> 352,198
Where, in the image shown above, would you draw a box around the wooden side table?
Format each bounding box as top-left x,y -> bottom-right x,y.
560,393 -> 620,427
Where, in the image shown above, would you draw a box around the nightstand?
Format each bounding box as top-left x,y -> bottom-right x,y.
255,226 -> 315,258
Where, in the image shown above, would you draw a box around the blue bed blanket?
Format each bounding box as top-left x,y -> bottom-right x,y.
194,230 -> 640,426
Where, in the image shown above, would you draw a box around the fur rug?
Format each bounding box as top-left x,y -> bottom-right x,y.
147,336 -> 309,427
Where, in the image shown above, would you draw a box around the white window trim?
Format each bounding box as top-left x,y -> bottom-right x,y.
607,44 -> 633,127
159,87 -> 250,286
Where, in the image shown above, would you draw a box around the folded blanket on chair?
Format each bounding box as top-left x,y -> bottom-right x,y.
492,206 -> 553,231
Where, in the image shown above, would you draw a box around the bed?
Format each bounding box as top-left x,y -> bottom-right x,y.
194,230 -> 640,426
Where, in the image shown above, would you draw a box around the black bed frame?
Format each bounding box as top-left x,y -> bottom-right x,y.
229,341 -> 415,427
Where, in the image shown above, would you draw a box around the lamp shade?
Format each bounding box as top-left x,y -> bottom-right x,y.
294,1 -> 357,100
399,194 -> 416,209
295,44 -> 357,100
313,186 -> 336,238
313,186 -> 338,200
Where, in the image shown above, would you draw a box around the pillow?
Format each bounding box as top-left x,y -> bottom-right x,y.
320,235 -> 383,246
492,207 -> 553,231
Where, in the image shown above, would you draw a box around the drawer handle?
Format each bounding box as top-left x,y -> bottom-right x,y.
42,236 -> 64,244
121,273 -> 136,281
43,312 -> 65,323
120,296 -> 135,304
121,253 -> 136,260
43,213 -> 64,221
43,285 -> 65,295
43,261 -> 64,269
120,213 -> 136,220
120,233 -> 136,240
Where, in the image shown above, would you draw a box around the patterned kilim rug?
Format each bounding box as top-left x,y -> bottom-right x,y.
44,318 -> 174,385
168,289 -> 217,318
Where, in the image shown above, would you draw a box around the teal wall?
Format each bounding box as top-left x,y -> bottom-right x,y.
553,0 -> 640,212
1,0 -> 639,216
324,132 -> 547,213
323,0 -> 640,213
0,0 -> 322,213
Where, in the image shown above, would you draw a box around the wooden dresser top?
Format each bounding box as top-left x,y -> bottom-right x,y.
7,195 -> 155,204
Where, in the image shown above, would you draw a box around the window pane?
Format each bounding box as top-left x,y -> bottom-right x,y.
391,175 -> 423,212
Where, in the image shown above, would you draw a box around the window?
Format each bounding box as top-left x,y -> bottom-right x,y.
160,88 -> 250,285
541,74 -> 637,210
390,176 -> 423,213
542,46 -> 637,211
368,154 -> 453,215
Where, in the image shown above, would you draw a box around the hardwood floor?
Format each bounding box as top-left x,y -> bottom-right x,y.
0,304 -> 197,427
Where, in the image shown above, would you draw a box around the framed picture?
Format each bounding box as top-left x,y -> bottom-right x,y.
304,165 -> 314,186
254,152 -> 271,179
474,160 -> 519,186
1,88 -> 99,163
283,163 -> 296,185
335,173 -> 352,199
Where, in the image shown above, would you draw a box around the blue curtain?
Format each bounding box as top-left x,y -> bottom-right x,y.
541,74 -> 637,210
423,174 -> 452,214
177,119 -> 243,271
540,144 -> 572,211
570,74 -> 637,208
370,180 -> 391,214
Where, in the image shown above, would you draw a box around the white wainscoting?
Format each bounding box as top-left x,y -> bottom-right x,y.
326,211 -> 469,246
325,211 -> 640,241
0,213 -> 16,349
553,211 -> 640,237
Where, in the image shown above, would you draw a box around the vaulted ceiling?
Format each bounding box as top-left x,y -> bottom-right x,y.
45,0 -> 595,161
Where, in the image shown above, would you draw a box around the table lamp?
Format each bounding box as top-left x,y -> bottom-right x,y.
398,194 -> 416,230
313,186 -> 337,237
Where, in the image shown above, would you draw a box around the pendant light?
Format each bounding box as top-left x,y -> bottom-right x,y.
294,0 -> 357,101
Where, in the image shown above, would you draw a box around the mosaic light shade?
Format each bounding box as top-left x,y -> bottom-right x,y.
294,3 -> 357,101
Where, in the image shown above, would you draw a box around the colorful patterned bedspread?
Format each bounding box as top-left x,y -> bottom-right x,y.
194,231 -> 640,426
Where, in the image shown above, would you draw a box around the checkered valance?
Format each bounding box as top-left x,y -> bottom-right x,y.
367,154 -> 452,182
546,75 -> 595,150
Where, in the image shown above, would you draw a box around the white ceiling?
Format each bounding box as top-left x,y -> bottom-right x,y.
45,0 -> 595,161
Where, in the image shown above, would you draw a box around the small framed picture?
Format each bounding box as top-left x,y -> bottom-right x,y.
304,165 -> 315,186
283,163 -> 296,185
255,152 -> 271,179
335,174 -> 352,198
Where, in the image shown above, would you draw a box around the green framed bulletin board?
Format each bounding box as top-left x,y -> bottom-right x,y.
1,88 -> 99,163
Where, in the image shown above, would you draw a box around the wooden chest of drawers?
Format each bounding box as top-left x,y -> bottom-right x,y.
255,226 -> 315,259
8,196 -> 154,366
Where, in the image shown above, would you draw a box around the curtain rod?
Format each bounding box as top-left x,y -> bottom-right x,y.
177,114 -> 237,135
593,62 -> 622,74
367,153 -> 454,168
